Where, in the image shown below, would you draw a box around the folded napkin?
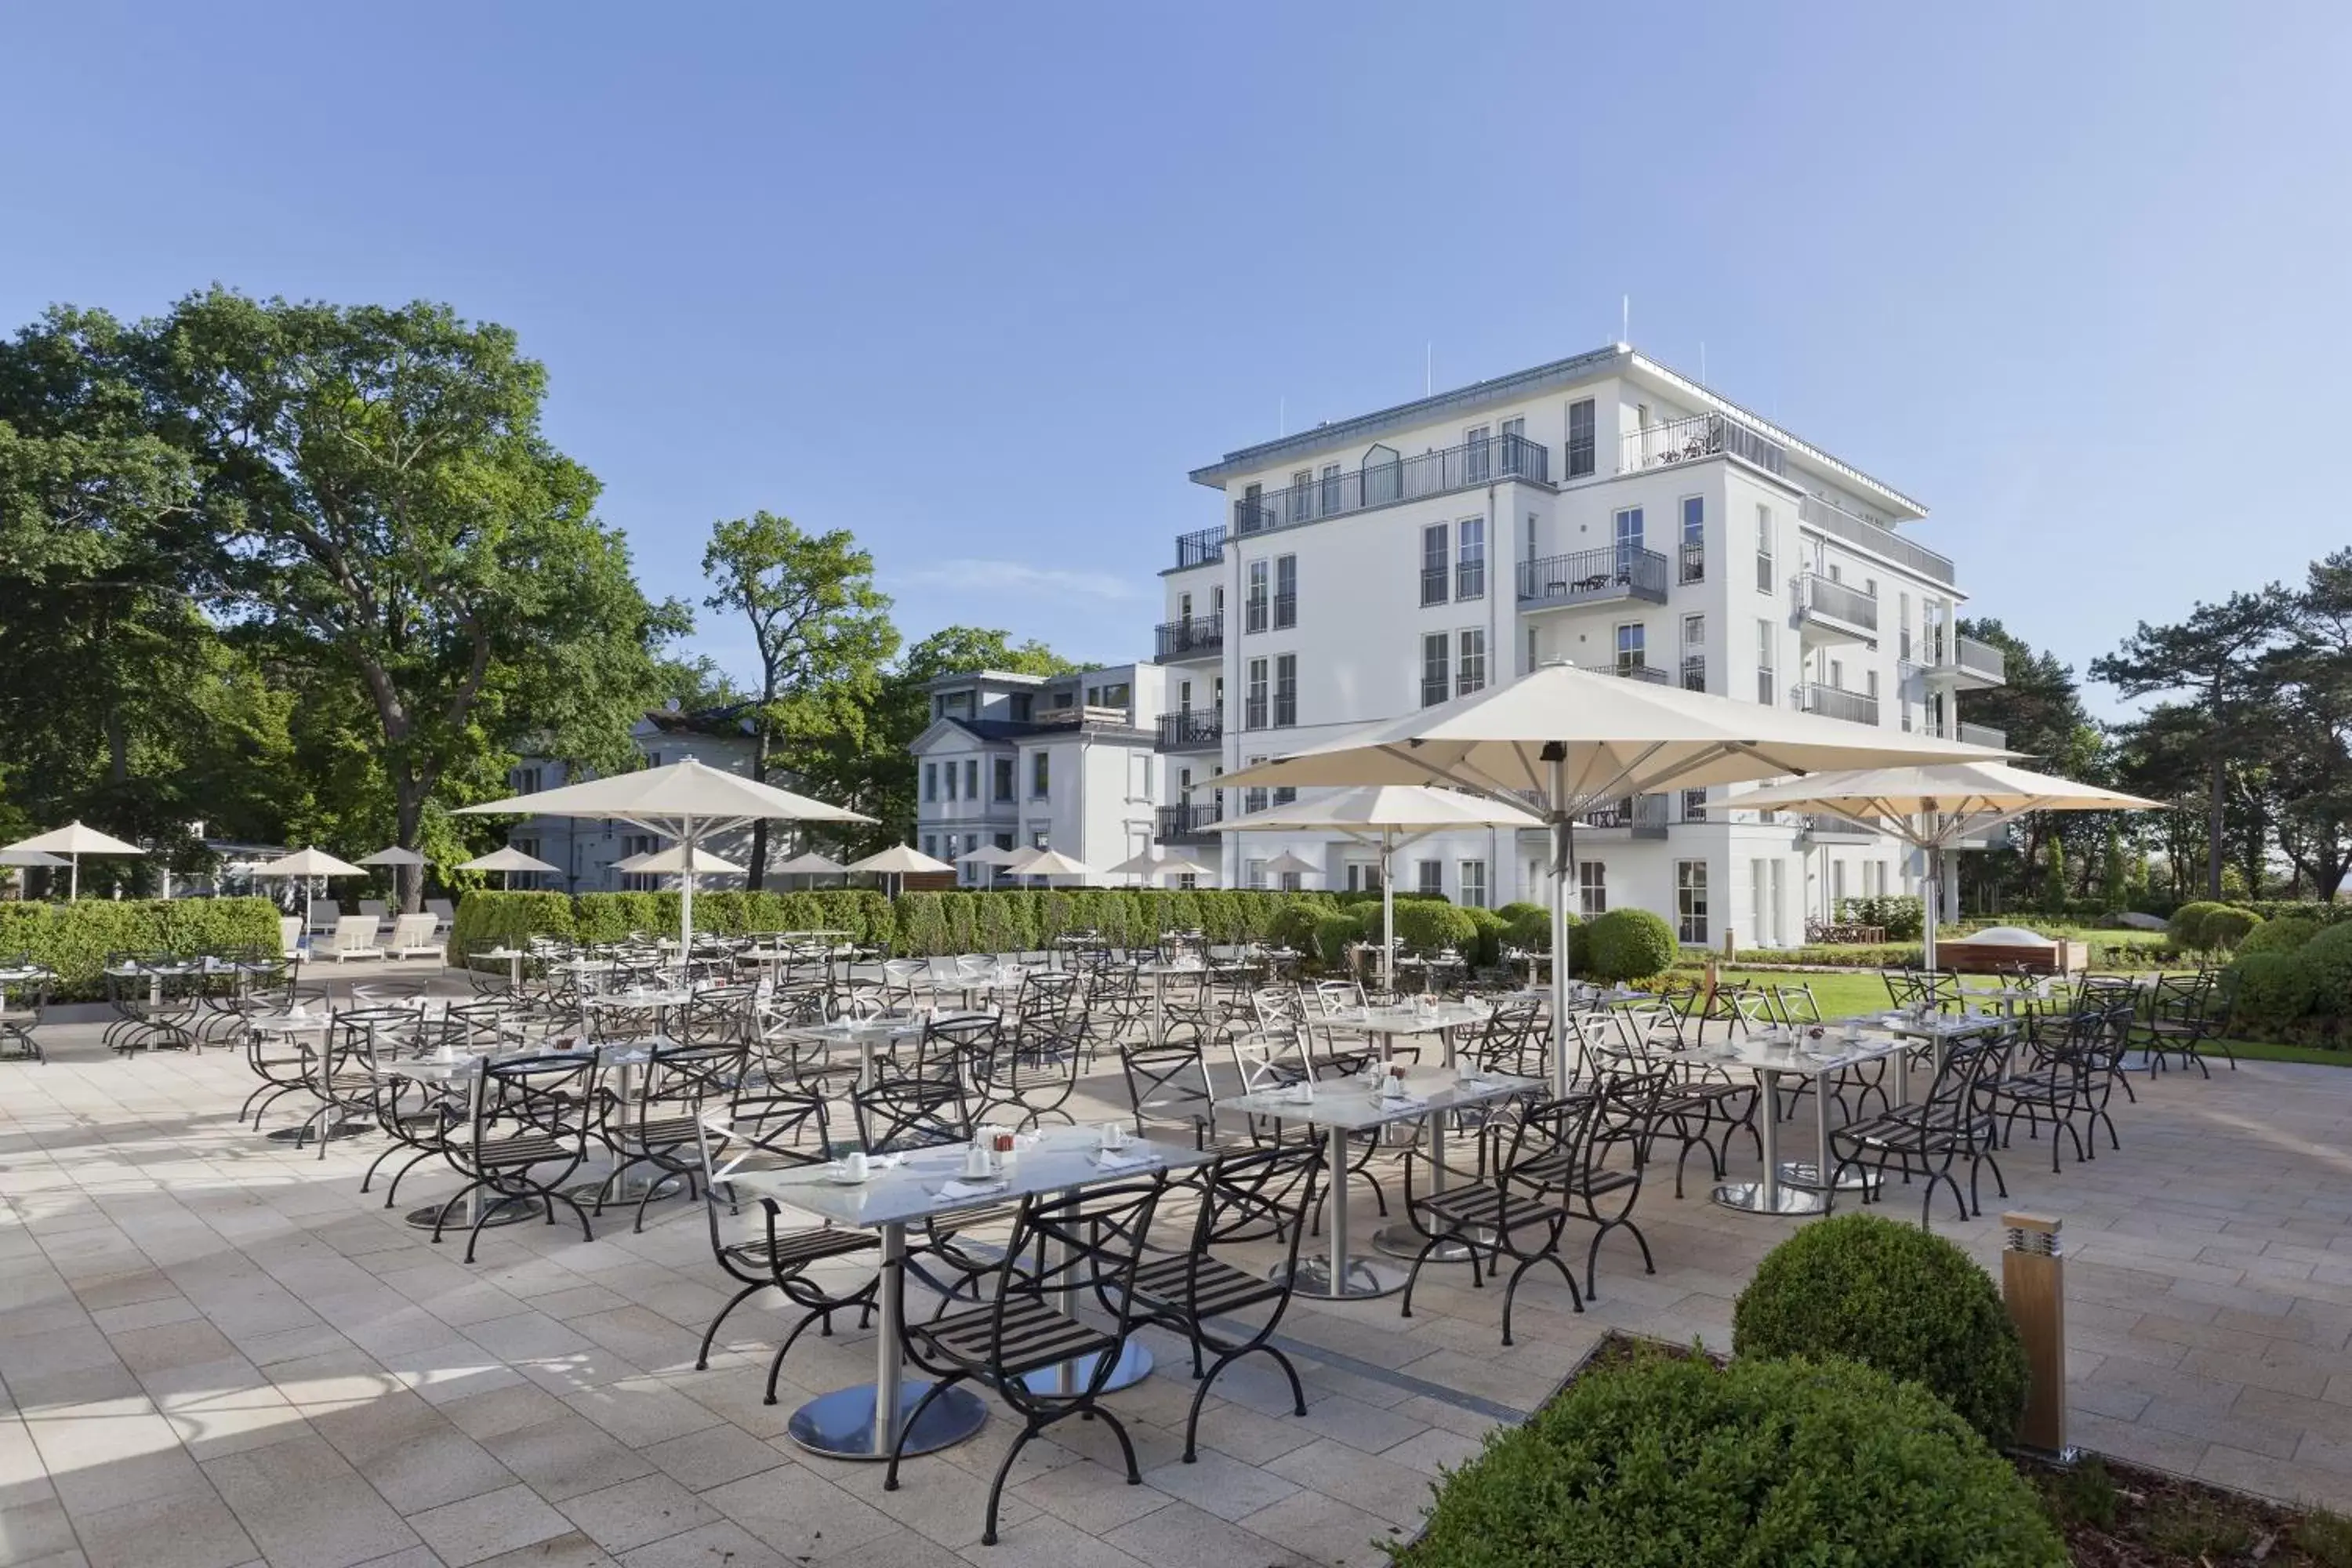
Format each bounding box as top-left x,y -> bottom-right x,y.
1091,1147 -> 1153,1171
936,1178 -> 1008,1201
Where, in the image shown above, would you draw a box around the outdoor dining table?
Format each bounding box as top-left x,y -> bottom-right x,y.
768,1009 -> 991,1091
1221,1064 -> 1543,1300
469,946 -> 532,989
1132,957 -> 1209,1046
720,1123 -> 1214,1462
1695,1027 -> 1909,1218
1864,1007 -> 2009,1081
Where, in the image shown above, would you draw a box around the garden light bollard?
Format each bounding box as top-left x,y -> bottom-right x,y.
2001,1211 -> 2070,1457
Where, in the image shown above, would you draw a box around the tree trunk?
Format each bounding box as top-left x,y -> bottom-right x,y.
2206,752 -> 2226,899
748,726 -> 771,892
394,775 -> 426,914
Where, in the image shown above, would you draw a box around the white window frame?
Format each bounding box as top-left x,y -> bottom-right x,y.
1676,859 -> 1709,946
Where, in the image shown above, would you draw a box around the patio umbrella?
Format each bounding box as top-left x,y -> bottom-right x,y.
0,849 -> 68,869
1212,787 -> 1541,990
846,843 -> 956,898
958,842 -> 1022,889
252,846 -> 369,931
3,822 -> 143,901
1261,850 -> 1323,886
615,844 -> 748,877
458,845 -> 561,891
772,848 -> 848,886
1105,848 -> 1214,885
1222,662 -> 2009,1087
1735,761 -> 2161,969
459,757 -> 874,953
1008,848 -> 1094,884
358,846 -> 426,867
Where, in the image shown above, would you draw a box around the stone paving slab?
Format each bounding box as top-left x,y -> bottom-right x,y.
5,991 -> 2351,1568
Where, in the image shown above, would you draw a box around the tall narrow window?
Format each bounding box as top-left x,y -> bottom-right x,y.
1458,860 -> 1487,909
1245,657 -> 1269,730
1615,622 -> 1646,675
1613,506 -> 1644,577
1457,517 -> 1486,600
1755,504 -> 1775,593
1898,592 -> 1913,661
1757,619 -> 1777,706
1420,524 -> 1448,607
1500,416 -> 1525,475
1030,750 -> 1050,798
1274,554 -> 1297,629
1679,495 -> 1704,583
1273,654 -> 1298,727
993,757 -> 1014,801
1243,756 -> 1267,815
1417,859 -> 1445,896
1457,629 -> 1487,696
923,762 -> 938,802
943,761 -> 956,800
1526,624 -> 1539,676
1246,559 -> 1268,633
964,759 -> 978,799
1675,860 -> 1709,945
1463,424 -> 1490,483
1320,463 -> 1341,514
1421,633 -> 1450,707
1577,860 -> 1606,916
1682,613 -> 1705,691
1566,397 -> 1595,477
1288,469 -> 1312,523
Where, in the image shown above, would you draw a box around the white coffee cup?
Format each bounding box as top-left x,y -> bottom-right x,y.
842,1150 -> 870,1182
1101,1123 -> 1129,1152
964,1144 -> 993,1178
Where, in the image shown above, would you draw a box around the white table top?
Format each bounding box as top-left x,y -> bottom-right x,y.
1320,1002 -> 1490,1036
588,989 -> 695,1009
378,1041 -> 648,1081
717,1125 -> 1211,1228
1221,1065 -> 1543,1131
1855,1011 -> 2009,1039
1676,1029 -> 1910,1077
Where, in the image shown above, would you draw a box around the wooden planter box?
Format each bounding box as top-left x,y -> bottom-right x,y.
1938,938 -> 2087,975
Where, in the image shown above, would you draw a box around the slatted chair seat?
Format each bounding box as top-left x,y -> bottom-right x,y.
477,1131 -> 573,1167
1130,1253 -> 1283,1319
723,1225 -> 879,1272
1416,1183 -> 1559,1235
911,1297 -> 1117,1377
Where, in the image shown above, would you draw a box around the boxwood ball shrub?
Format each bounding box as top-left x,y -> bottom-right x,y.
1393,898 -> 1478,956
1401,1351 -> 2063,1568
2296,918 -> 2352,1018
1583,907 -> 1679,982
2166,898 -> 2230,950
1461,906 -> 1508,968
2198,906 -> 2263,951
1732,1212 -> 2028,1447
2223,951 -> 2318,1025
2241,914 -> 2319,955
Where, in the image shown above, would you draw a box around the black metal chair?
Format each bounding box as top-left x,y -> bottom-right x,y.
596,1039 -> 750,1232
885,1178 -> 1168,1546
1127,1141 -> 1323,1461
434,1051 -> 602,1261
0,962 -> 49,1062
1984,1000 -> 2132,1171
1399,1095 -> 1591,1343
1830,1032 -> 2009,1227
2137,971 -> 2227,1076
691,1095 -> 883,1401
851,1052 -> 1015,1313
975,975 -> 1085,1129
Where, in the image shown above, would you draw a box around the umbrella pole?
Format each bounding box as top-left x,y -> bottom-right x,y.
1923,842 -> 1940,971
1381,832 -> 1396,995
679,816 -> 697,961
1548,745 -> 1572,1094
70,853 -> 79,902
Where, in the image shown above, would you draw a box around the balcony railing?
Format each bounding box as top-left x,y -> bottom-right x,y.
1799,572 -> 1881,632
1156,803 -> 1221,843
1272,591 -> 1295,629
1947,633 -> 2005,682
1679,541 -> 1704,585
1798,683 -> 1880,727
1802,812 -> 1877,841
1032,704 -> 1132,730
1154,710 -> 1222,751
1153,612 -> 1222,662
1580,794 -> 1671,838
1174,525 -> 1225,571
1620,411 -> 1787,479
1420,677 -> 1449,707
1681,655 -> 1706,693
1958,720 -> 2008,750
1516,546 -> 1671,608
1798,494 -> 1955,586
1234,432 -> 1551,536
1571,660 -> 1670,685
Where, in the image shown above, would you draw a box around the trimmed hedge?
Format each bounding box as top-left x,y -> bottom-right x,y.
1584,907 -> 1679,982
1732,1212 -> 2029,1448
0,898 -> 285,999
2241,916 -> 2320,955
2199,906 -> 2263,951
445,887 -> 1347,962
2224,951 -> 2320,1028
2167,899 -> 2239,950
1400,1349 -> 2062,1567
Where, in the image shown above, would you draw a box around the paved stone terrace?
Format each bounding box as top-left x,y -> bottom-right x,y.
4,978 -> 2351,1568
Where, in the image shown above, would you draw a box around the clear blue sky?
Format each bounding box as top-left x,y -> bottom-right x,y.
5,2 -> 2347,716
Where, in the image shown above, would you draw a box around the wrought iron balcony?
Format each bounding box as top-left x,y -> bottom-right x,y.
1620,411 -> 1788,479
1798,682 -> 1880,727
1579,794 -> 1671,838
1801,811 -> 1878,842
1233,432 -> 1551,536
1516,546 -> 1670,609
1155,803 -> 1221,844
1172,525 -> 1225,571
1797,494 -> 1955,586
1798,572 -> 1880,637
1154,710 -> 1221,751
1679,541 -> 1704,585
1680,655 -> 1706,693
1922,632 -> 2006,688
1153,612 -> 1223,663
1570,660 -> 1670,685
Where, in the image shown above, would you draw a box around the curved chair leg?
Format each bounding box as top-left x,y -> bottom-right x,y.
697,1281 -> 768,1370
982,1418 -> 1050,1546
760,1306 -> 830,1405
884,1377 -> 957,1493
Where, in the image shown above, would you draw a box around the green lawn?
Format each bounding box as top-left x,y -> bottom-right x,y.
1677,966 -> 2347,1069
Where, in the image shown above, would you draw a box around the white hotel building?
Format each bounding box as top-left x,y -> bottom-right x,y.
1149,343 -> 2006,948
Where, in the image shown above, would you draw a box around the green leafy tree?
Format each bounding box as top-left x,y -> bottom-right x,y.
855,626 -> 1080,850
701,513 -> 898,884
141,289 -> 684,908
2092,589 -> 2296,898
